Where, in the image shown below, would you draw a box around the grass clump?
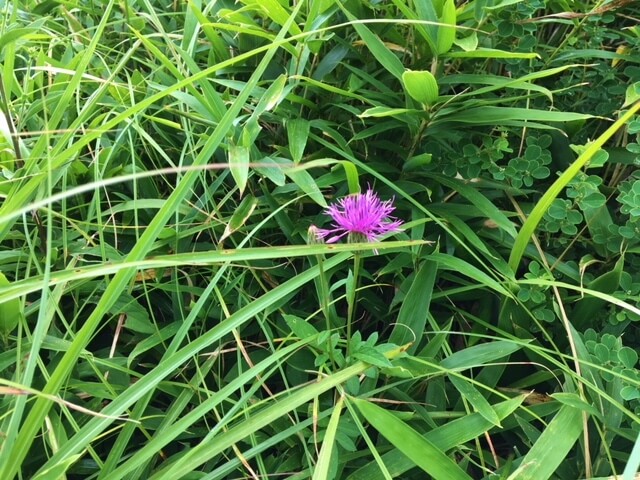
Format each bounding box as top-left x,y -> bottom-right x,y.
1,0 -> 640,479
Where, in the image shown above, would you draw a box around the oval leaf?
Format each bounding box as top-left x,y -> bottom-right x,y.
402,70 -> 439,107
228,143 -> 249,196
437,0 -> 456,55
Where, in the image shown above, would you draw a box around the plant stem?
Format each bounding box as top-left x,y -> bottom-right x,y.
346,252 -> 361,357
316,254 -> 331,334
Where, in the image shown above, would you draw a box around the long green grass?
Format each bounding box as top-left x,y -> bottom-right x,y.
1,0 -> 640,478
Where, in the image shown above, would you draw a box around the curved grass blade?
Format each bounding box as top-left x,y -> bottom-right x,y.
508,100 -> 640,272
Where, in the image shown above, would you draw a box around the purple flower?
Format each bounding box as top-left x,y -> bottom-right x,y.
315,189 -> 403,244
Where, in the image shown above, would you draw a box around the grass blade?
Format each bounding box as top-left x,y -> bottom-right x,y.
508,100 -> 640,271
507,405 -> 583,480
389,259 -> 437,354
312,395 -> 345,480
353,397 -> 473,480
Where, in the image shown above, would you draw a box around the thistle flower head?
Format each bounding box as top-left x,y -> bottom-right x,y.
316,188 -> 403,244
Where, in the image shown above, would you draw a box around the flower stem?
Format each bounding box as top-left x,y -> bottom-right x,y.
316,253 -> 331,334
346,252 -> 361,357
314,253 -> 338,366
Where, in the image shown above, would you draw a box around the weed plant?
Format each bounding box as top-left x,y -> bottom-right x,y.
1,0 -> 640,478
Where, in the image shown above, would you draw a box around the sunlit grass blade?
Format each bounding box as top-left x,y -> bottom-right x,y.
0,241 -> 425,304
312,395 -> 344,480
508,100 -> 640,272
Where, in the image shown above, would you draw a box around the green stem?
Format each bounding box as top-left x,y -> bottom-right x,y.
316,254 -> 331,334
346,252 -> 361,357
314,253 -> 338,367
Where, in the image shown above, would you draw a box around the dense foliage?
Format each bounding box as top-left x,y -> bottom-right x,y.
1,0 -> 640,478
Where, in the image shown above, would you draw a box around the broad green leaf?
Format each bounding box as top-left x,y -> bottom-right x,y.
359,106 -> 421,118
282,157 -> 360,194
254,156 -> 286,186
389,260 -> 437,354
448,375 -> 501,426
220,195 -> 258,243
403,153 -> 432,171
402,70 -> 439,107
285,167 -> 327,207
228,143 -> 249,196
348,396 -> 525,480
287,118 -> 310,164
0,271 -> 21,337
352,346 -> 393,368
507,405 -> 583,480
254,74 -> 288,114
436,106 -> 596,126
624,81 -> 640,107
353,398 -> 472,480
341,160 -> 360,194
383,356 -> 439,378
454,32 -> 478,51
440,340 -> 524,370
283,314 -> 319,339
239,0 -> 302,36
437,0 -> 456,55
550,393 -> 601,419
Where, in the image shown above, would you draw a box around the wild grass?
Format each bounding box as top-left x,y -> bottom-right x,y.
1,0 -> 640,479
